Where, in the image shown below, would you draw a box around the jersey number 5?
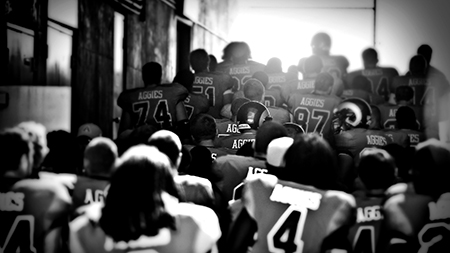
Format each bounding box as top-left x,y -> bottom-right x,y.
1,215 -> 36,253
267,206 -> 307,253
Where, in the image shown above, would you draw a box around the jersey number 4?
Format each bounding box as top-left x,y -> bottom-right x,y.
1,215 -> 36,253
132,100 -> 172,128
267,206 -> 307,253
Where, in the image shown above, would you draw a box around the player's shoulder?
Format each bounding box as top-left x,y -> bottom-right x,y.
175,202 -> 221,238
246,173 -> 278,188
13,177 -> 72,206
379,66 -> 399,75
347,69 -> 363,77
175,174 -> 213,190
248,60 -> 266,69
325,189 -> 356,208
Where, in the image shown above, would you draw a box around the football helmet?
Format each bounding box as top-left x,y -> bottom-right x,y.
236,101 -> 271,130
283,122 -> 305,138
333,97 -> 372,133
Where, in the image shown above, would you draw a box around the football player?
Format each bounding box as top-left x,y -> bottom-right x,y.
216,42 -> 266,92
285,72 -> 341,143
287,54 -> 344,99
213,121 -> 287,204
298,32 -> 349,81
218,101 -> 270,152
227,133 -> 355,253
173,69 -> 210,121
348,148 -> 397,253
333,98 -> 393,188
342,75 -> 385,105
216,97 -> 250,137
264,57 -> 293,90
117,62 -> 189,134
186,113 -> 233,159
190,49 -> 234,118
382,139 -> 450,253
346,48 -> 399,100
69,145 -> 221,253
253,71 -> 285,108
394,106 -> 426,147
392,54 -> 449,139
378,85 -> 423,130
148,130 -> 215,209
242,78 -> 292,124
0,127 -> 71,253
71,137 -> 117,214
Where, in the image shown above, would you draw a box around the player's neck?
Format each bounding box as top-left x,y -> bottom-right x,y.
199,139 -> 215,147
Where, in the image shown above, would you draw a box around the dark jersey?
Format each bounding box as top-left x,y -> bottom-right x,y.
0,178 -> 71,253
266,72 -> 291,90
219,61 -> 265,92
213,155 -> 266,203
268,106 -> 293,125
334,128 -> 393,165
184,93 -> 210,120
72,176 -> 110,212
183,144 -> 233,160
285,93 -> 341,139
299,55 -> 349,80
383,129 -> 410,148
216,118 -> 240,137
383,192 -> 450,253
346,67 -> 399,100
238,174 -> 355,253
398,129 -> 426,147
117,83 -> 189,129
192,71 -> 234,118
377,103 -> 424,130
264,88 -> 284,108
218,131 -> 256,153
348,190 -> 386,253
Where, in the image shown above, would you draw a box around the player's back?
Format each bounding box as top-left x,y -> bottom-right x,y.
282,78 -> 315,101
184,93 -> 209,120
347,67 -> 399,100
348,190 -> 386,253
215,118 -> 240,137
320,55 -> 349,80
341,89 -> 371,104
285,92 -> 341,139
383,129 -> 410,148
264,87 -> 284,108
0,177 -> 71,253
382,191 -> 450,253
213,154 -> 266,203
334,128 -> 393,165
266,72 -> 291,90
70,200 -> 221,253
117,83 -> 188,129
241,174 -> 355,253
218,131 -> 256,153
192,71 -> 234,118
391,75 -> 428,106
267,106 -> 293,125
72,175 -> 110,212
377,103 -> 423,130
225,61 -> 266,92
397,128 -> 426,147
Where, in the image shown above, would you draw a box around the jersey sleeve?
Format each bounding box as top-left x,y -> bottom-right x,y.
173,83 -> 189,103
178,203 -> 221,253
